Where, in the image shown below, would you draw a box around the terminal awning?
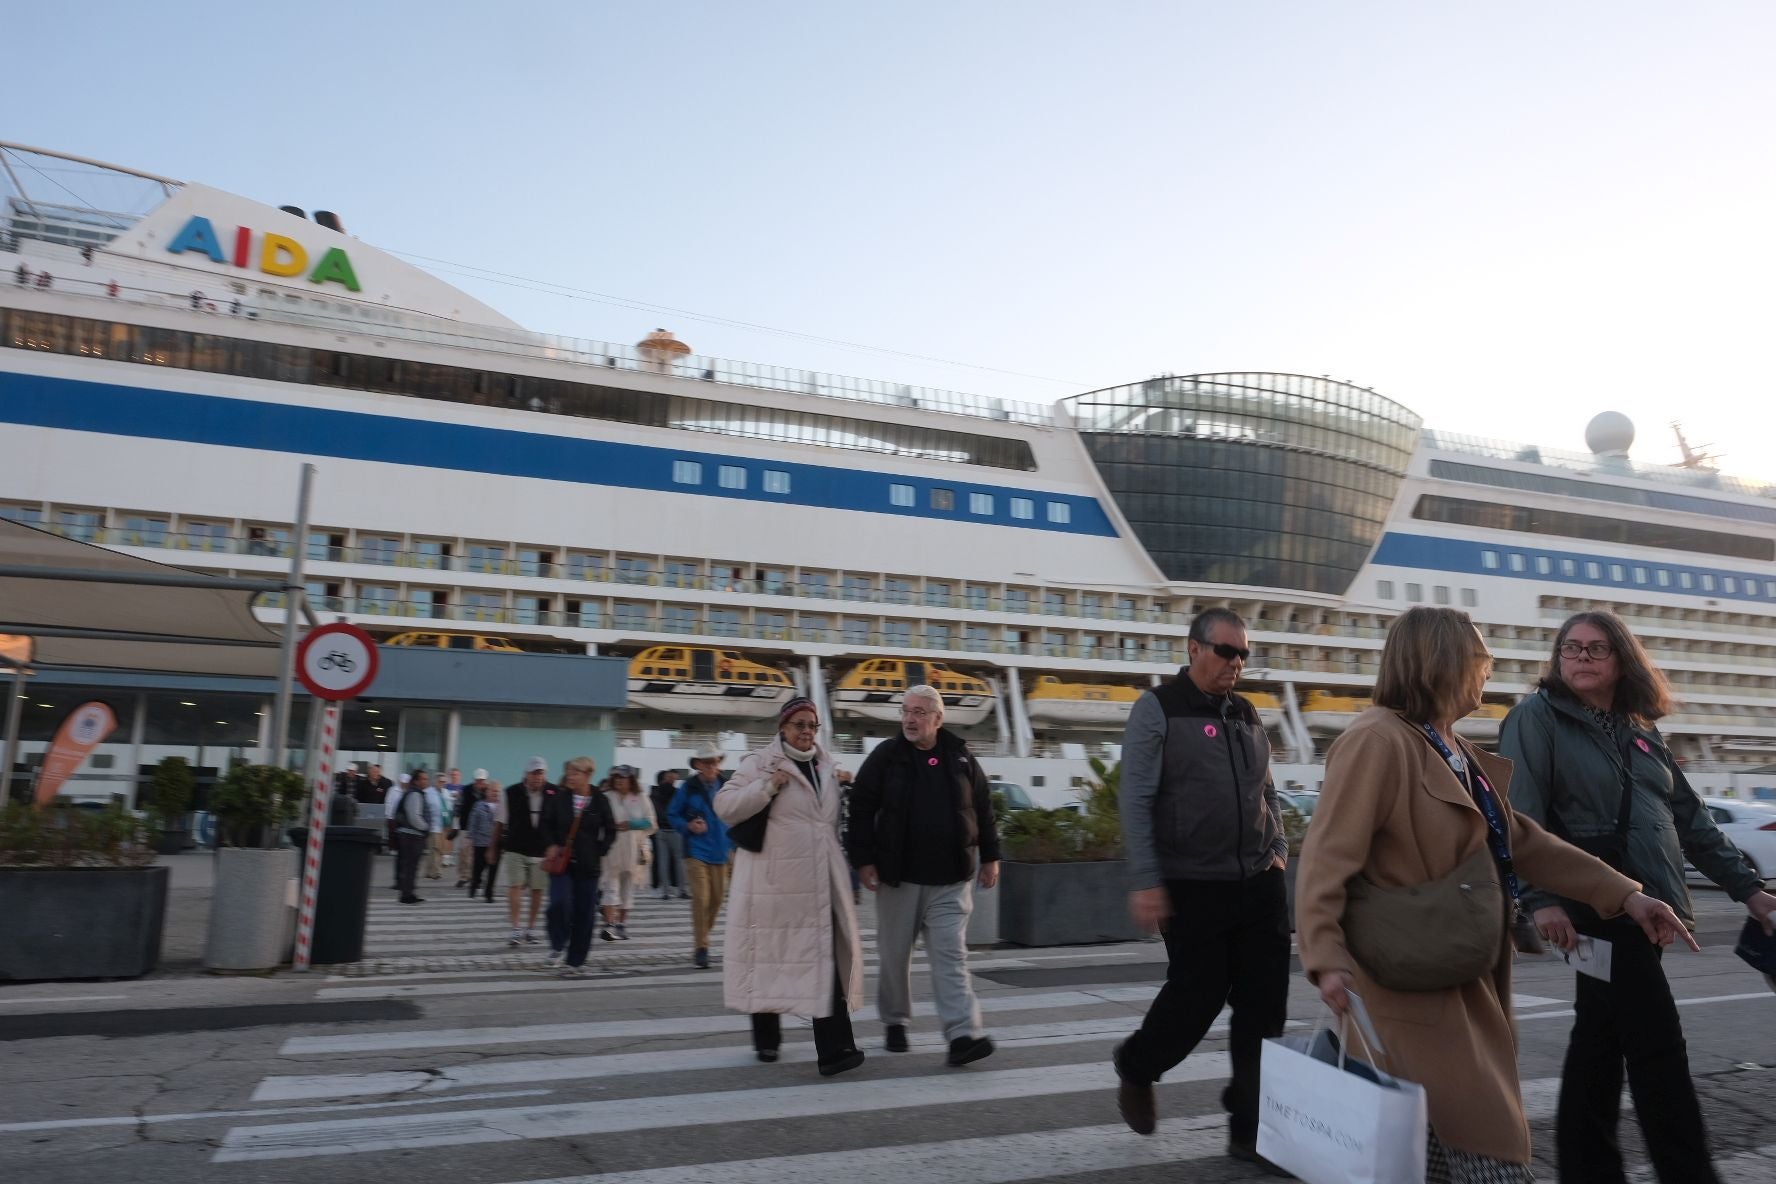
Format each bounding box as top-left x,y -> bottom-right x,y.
0,519 -> 285,678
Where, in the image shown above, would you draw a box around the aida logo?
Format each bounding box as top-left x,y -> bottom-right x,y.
165,215 -> 361,291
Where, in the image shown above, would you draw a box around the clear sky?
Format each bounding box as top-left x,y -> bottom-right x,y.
13,2 -> 1776,473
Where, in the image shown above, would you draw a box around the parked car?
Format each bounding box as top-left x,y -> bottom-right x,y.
1278,789 -> 1319,819
384,631 -> 523,653
1684,797 -> 1776,885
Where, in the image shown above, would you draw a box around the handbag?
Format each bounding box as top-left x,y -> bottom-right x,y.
728,795 -> 773,853
1543,733 -> 1637,924
1343,843 -> 1506,991
540,801 -> 585,876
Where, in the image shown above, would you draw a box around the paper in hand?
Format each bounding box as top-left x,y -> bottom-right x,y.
1561,936 -> 1613,982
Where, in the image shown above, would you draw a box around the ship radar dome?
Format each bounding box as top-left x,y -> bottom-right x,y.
1584,411 -> 1635,457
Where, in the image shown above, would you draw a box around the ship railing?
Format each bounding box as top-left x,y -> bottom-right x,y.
1423,429 -> 1776,501
2,269 -> 1056,427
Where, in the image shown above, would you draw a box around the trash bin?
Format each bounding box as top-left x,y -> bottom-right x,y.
286,825 -> 380,964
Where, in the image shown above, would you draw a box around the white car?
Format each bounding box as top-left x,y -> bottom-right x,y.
1684,798 -> 1776,885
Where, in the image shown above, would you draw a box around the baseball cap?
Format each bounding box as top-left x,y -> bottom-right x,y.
398,773 -> 411,784
524,756 -> 548,773
473,768 -> 489,781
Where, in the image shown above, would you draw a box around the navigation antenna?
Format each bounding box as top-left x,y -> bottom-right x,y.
1670,422 -> 1720,470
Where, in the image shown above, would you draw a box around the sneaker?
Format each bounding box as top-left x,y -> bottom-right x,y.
756,1048 -> 780,1063
558,965 -> 588,979
678,892 -> 691,900
884,1024 -> 909,1053
946,1036 -> 995,1067
817,1048 -> 865,1077
544,948 -> 566,968
601,927 -> 616,942
399,895 -> 424,904
507,930 -> 524,948
1226,1139 -> 1292,1176
615,924 -> 628,940
693,947 -> 709,969
455,879 -> 468,888
522,931 -> 539,946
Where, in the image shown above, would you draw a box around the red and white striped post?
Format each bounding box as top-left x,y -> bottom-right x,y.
292,700 -> 342,972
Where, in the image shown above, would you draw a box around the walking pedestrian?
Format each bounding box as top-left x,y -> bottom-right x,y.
717,696 -> 866,1075
384,771 -> 411,886
454,770 -> 487,886
543,757 -> 617,975
847,683 -> 999,1068
651,769 -> 688,899
392,769 -> 433,905
669,743 -> 733,968
467,781 -> 501,901
1300,606 -> 1695,1182
1501,610 -> 1775,1184
422,775 -> 446,880
491,757 -> 560,948
1111,607 -> 1289,1168
599,766 -> 656,941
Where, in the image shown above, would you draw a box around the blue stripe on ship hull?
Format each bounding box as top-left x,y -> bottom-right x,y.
0,370 -> 1116,537
1373,532 -> 1776,604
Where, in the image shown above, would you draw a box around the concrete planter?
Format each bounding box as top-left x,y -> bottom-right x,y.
0,866 -> 169,981
204,847 -> 296,972
999,859 -> 1142,947
966,881 -> 999,946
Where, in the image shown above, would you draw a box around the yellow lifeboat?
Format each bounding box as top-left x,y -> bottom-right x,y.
1455,701 -> 1510,741
626,646 -> 793,718
1024,676 -> 1143,727
831,659 -> 996,727
1302,691 -> 1373,735
1242,691 -> 1285,730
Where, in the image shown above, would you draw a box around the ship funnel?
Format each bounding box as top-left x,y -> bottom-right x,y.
637,328 -> 692,374
313,210 -> 346,234
278,205 -> 307,219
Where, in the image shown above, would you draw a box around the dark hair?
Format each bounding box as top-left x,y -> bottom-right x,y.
1373,606 -> 1491,725
1188,606 -> 1245,645
1538,611 -> 1672,724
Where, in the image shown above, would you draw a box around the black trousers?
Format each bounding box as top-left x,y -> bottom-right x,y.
395,831 -> 425,899
469,845 -> 499,899
1557,918 -> 1719,1184
751,959 -> 857,1066
1116,868 -> 1290,1142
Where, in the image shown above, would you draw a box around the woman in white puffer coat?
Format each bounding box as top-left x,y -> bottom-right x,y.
716,696 -> 865,1077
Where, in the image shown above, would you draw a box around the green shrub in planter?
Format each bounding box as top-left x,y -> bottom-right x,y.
999,756 -> 1124,864
210,764 -> 303,849
147,756 -> 195,839
0,801 -> 155,868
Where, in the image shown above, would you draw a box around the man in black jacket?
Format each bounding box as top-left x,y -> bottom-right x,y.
848,684 -> 999,1068
1112,607 -> 1289,1175
491,757 -> 562,949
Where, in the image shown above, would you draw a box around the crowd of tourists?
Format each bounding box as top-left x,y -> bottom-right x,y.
336,602 -> 1774,1182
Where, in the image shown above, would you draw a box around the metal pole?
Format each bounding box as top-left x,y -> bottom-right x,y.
0,664 -> 26,802
270,463 -> 316,769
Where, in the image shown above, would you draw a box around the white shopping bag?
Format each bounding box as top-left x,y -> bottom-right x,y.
1256,1000 -> 1428,1184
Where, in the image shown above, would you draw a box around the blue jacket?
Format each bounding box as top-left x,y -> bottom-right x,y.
669,776 -> 732,865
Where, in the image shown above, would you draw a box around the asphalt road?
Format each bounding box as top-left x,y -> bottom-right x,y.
2,887 -> 1772,1184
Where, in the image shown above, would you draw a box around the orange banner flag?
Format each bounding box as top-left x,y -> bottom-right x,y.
34,702 -> 119,807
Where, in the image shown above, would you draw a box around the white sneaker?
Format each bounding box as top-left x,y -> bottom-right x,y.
507,930 -> 524,948
544,948 -> 565,968
558,964 -> 588,978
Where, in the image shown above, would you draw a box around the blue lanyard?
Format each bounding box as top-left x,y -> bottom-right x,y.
1419,724 -> 1520,902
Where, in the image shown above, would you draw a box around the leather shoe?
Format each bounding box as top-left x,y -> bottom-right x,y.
756,1049 -> 779,1063
1113,1042 -> 1156,1135
1227,1139 -> 1292,1177
946,1036 -> 994,1067
817,1049 -> 864,1077
884,1024 -> 909,1052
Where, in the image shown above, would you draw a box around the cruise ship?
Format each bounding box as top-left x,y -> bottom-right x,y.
4,143 -> 1774,805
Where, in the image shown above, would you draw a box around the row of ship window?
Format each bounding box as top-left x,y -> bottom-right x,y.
1479,548 -> 1776,597
1376,581 -> 1479,608
667,460 -> 1073,522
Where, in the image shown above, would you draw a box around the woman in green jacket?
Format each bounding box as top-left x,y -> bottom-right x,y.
1501,610 -> 1776,1184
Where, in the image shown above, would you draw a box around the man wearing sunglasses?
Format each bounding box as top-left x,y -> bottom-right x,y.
1112,608 -> 1290,1175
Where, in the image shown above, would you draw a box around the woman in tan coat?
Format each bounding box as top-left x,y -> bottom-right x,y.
1297,607 -> 1695,1183
717,697 -> 866,1077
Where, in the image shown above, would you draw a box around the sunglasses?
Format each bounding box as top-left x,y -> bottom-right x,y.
1207,642 -> 1250,662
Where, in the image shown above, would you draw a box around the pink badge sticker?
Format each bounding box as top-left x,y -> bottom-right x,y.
1635,738 -> 1651,754
1204,724 -> 1219,738
928,756 -> 940,766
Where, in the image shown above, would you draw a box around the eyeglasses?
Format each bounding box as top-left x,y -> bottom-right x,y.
784,719 -> 820,730
1208,642 -> 1250,662
1559,641 -> 1614,661
901,707 -> 937,719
